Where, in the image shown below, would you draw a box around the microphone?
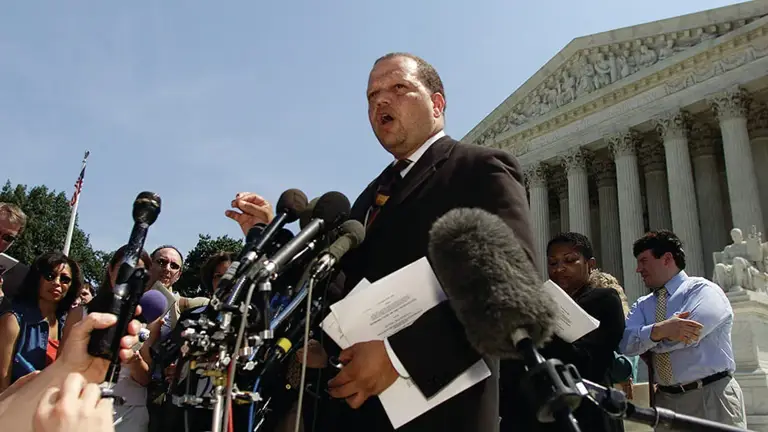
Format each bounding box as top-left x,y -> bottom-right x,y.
309,219 -> 365,280
241,189 -> 307,265
299,197 -> 320,229
217,189 -> 306,298
138,289 -> 170,324
223,227 -> 294,308
427,207 -> 556,358
216,224 -> 266,293
427,208 -> 583,429
249,191 -> 350,282
88,192 -> 161,363
269,220 -> 365,333
429,208 -> 748,432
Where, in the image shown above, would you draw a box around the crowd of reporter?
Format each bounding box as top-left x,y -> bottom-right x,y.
0,202 -> 241,432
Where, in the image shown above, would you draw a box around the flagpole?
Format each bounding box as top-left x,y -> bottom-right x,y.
63,151 -> 89,256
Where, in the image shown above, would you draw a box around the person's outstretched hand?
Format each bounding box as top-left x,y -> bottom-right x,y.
34,373 -> 114,432
59,310 -> 143,383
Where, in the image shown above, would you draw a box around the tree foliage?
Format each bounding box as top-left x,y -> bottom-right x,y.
176,234 -> 243,298
1,180 -> 104,285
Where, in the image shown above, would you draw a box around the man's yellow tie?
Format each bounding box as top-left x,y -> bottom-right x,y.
653,287 -> 674,385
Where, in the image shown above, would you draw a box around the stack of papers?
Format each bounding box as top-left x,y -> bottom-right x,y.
542,279 -> 600,343
321,257 -> 491,429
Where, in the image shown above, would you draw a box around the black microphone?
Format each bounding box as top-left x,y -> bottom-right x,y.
309,219 -> 365,279
269,219 -> 365,332
249,191 -> 350,282
236,189 -> 308,275
87,192 -> 161,373
299,197 -> 320,229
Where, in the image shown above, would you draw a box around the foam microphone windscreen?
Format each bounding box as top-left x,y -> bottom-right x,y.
328,220 -> 365,258
276,189 -> 309,223
312,191 -> 351,227
139,289 -> 170,323
427,208 -> 557,359
300,197 -> 320,229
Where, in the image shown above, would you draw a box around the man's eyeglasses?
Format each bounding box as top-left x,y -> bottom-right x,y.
43,272 -> 72,285
156,258 -> 181,271
0,234 -> 16,244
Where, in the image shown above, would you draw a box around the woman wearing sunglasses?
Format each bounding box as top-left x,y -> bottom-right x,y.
0,251 -> 82,391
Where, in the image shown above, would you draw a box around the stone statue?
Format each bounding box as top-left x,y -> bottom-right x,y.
594,52 -> 618,86
557,70 -> 576,107
713,227 -> 768,294
508,109 -> 527,126
638,45 -> 658,68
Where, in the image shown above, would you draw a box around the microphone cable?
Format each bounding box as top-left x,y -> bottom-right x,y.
293,275 -> 318,432
222,276 -> 258,432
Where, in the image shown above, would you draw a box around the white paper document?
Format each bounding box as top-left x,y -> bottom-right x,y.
542,279 -> 600,343
323,257 -> 491,429
320,278 -> 371,349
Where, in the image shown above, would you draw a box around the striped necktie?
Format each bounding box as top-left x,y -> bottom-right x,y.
653,287 -> 674,385
367,159 -> 411,228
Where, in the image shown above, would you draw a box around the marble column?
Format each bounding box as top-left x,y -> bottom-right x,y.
551,171 -> 569,233
525,163 -> 551,280
607,130 -> 645,302
548,192 -> 561,238
561,148 -> 592,240
710,88 -> 765,235
690,122 -> 728,279
748,102 -> 768,232
590,194 -> 602,263
638,138 -> 673,231
593,158 -> 623,282
654,110 -> 705,277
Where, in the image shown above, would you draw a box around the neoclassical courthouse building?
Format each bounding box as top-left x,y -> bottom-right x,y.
463,1 -> 768,428
464,1 -> 768,303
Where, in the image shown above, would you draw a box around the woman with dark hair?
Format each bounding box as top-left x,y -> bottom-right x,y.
500,232 -> 626,432
0,251 -> 82,391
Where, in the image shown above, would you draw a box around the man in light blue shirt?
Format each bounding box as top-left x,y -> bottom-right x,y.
620,230 -> 746,429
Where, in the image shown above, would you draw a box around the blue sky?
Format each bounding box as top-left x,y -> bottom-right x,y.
1,0 -> 741,258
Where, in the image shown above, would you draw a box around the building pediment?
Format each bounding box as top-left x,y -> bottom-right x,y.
464,1 -> 768,148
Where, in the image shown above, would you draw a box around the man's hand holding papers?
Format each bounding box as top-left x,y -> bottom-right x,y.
327,340 -> 399,409
321,258 -> 492,429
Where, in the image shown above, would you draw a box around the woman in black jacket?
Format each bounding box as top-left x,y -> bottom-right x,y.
500,232 -> 626,432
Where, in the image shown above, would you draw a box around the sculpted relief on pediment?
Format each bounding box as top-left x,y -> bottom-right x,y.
473,19 -> 762,147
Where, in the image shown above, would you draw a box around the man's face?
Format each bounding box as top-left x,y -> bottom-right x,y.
0,216 -> 21,254
79,285 -> 93,305
635,249 -> 671,289
366,56 -> 444,159
151,248 -> 182,287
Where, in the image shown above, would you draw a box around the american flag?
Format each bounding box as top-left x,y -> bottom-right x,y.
70,151 -> 90,207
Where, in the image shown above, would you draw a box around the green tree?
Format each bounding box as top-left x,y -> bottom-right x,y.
176,234 -> 243,298
1,180 -> 104,285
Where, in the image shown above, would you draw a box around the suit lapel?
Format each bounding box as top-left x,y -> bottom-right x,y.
367,136 -> 455,233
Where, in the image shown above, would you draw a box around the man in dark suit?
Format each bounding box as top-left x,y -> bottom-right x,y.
226,52 -> 535,432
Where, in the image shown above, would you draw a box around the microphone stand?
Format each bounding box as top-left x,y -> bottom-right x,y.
514,330 -> 582,432
578,379 -> 752,432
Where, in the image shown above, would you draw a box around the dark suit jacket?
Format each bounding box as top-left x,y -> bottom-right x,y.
0,262 -> 29,314
314,135 -> 535,432
500,285 -> 626,432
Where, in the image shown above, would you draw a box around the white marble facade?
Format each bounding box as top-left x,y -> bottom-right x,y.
466,2 -> 768,429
